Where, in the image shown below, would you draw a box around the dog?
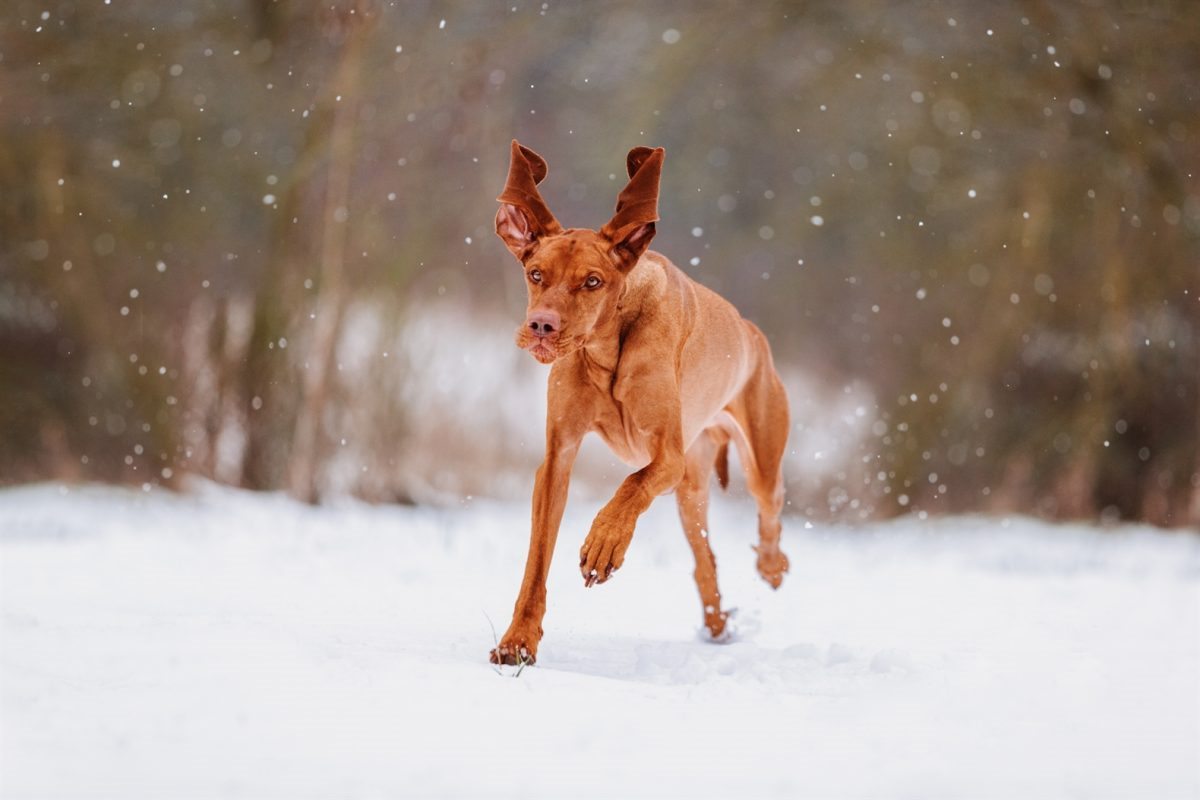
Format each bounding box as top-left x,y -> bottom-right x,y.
489,140 -> 790,665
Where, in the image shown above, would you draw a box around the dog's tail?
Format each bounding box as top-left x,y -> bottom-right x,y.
715,443 -> 730,491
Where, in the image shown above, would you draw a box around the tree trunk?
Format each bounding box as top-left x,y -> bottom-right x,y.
287,3 -> 375,504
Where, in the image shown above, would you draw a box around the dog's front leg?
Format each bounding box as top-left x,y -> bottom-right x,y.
579,423 -> 684,586
490,430 -> 581,666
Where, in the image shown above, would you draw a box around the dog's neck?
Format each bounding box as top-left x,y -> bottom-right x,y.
579,255 -> 659,378
579,313 -> 625,378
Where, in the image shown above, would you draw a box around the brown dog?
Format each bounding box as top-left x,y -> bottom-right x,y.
489,140 -> 790,665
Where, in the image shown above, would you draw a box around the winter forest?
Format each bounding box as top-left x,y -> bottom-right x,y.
2,0 -> 1196,525
2,2 -> 1198,799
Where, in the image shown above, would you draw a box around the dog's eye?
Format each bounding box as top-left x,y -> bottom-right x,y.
528,269 -> 542,284
584,275 -> 602,290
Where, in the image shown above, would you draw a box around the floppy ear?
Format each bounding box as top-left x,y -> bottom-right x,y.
495,140 -> 563,261
600,146 -> 664,271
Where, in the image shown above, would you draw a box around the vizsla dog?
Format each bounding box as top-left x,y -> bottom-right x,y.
489,140 -> 790,665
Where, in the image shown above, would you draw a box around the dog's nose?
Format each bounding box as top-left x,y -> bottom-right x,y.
527,310 -> 560,338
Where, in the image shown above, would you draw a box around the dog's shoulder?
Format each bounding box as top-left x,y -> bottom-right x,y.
620,251 -> 698,333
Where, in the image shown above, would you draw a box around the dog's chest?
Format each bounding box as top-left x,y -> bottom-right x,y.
589,394 -> 652,469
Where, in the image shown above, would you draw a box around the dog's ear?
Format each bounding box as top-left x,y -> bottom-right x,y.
601,146 -> 664,272
495,140 -> 563,261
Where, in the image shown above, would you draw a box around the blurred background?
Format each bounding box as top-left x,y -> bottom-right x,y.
1,0 -> 1196,526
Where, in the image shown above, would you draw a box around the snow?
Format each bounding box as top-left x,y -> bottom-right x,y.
2,481 -> 1198,799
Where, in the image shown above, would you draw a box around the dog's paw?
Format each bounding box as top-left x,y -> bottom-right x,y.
694,607 -> 739,644
754,545 -> 789,589
489,639 -> 537,667
704,607 -> 730,640
489,626 -> 539,666
579,513 -> 634,587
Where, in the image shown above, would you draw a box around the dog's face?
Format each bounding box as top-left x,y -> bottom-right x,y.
502,226 -> 655,364
495,141 -> 663,364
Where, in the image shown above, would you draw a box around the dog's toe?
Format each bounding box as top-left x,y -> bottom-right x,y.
580,515 -> 632,586
705,610 -> 729,638
489,644 -> 536,666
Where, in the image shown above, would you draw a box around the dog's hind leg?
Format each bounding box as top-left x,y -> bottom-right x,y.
726,330 -> 790,589
675,429 -> 729,638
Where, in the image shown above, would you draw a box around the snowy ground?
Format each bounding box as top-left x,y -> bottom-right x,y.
2,482 -> 1198,799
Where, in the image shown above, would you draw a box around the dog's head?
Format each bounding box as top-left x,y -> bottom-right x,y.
495,140 -> 663,364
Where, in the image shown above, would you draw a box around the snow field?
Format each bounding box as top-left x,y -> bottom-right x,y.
2,481 -> 1198,798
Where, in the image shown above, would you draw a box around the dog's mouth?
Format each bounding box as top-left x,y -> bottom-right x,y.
527,340 -> 558,364
515,326 -> 583,364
